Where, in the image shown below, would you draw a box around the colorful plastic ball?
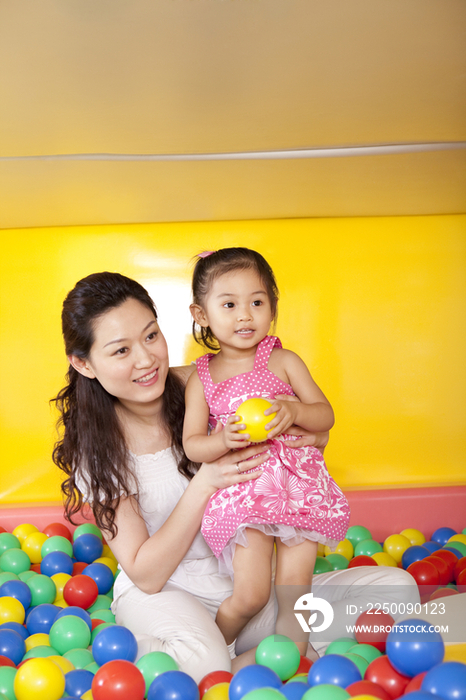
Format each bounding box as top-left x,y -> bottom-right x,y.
453,556 -> 466,581
0,629 -> 26,665
21,532 -> 48,564
12,524 -> 38,545
198,670 -> 233,698
433,548 -> 459,573
345,680 -> 390,700
347,643 -> 381,665
229,664 -> 283,700
92,624 -> 137,665
64,668 -> 94,697
407,560 -> 440,595
308,655 -> 361,688
40,551 -> 74,577
55,605 -> 92,631
14,656 -> 65,700
241,691 -> 286,700
431,527 -> 457,546
62,573 -> 99,609
255,634 -> 300,681
400,545 -> 431,570
0,574 -> 18,589
41,535 -> 73,559
385,617 -> 444,677
0,655 -> 15,668
281,683 -> 309,700
82,562 -> 114,594
325,539 -> 354,560
325,638 -> 357,655
73,534 -> 103,564
354,611 -> 394,652
87,593 -> 112,613
421,660 -> 466,699
399,528 -> 426,546
23,644 -> 59,660
0,620 -> 28,641
92,659 -> 145,700
423,554 -> 452,585
371,552 -> 397,567
343,653 -> 369,677
202,682 -> 230,700
0,666 -> 16,700
49,614 -> 91,654
0,534 -> 21,555
443,545 -> 465,559
42,522 -> 73,542
348,555 -> 378,569
345,526 -> 372,549
73,523 -> 103,542
383,534 -> 411,563
0,580 -> 32,611
93,556 -> 118,576
0,597 -> 25,625
26,574 -> 57,606
354,540 -> 382,557
50,572 -> 72,601
325,553 -> 349,571
137,651 -> 179,695
313,556 -> 333,574
147,669 -> 199,700
0,549 -> 31,576
236,398 -> 276,442
364,655 -> 410,698
446,540 -> 466,557
25,603 -> 60,635
423,540 -> 442,553
63,647 -> 94,669
300,686 -> 348,699
25,632 -> 50,652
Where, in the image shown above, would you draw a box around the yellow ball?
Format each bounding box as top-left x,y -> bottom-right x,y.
14,657 -> 65,700
48,655 -> 75,674
317,543 -> 325,556
53,598 -> 69,608
0,596 -> 25,624
22,532 -> 48,564
371,552 -> 398,567
51,573 -> 72,601
102,544 -> 118,563
81,690 -> 94,700
325,538 -> 354,560
93,556 -> 118,576
448,534 -> 466,546
25,633 -> 50,652
13,523 -> 39,545
400,528 -> 426,546
237,398 -> 276,442
383,534 -> 411,563
203,682 -> 230,700
443,643 -> 466,663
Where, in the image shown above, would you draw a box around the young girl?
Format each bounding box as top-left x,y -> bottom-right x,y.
183,247 -> 350,655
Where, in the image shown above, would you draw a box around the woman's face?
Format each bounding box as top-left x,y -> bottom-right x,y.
78,298 -> 169,410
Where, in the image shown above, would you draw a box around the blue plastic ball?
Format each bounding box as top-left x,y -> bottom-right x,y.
25,603 -> 60,634
0,621 -> 29,641
92,624 -> 138,665
73,534 -> 103,563
401,545 -> 431,570
82,562 -> 114,595
281,682 -> 309,699
40,550 -> 74,577
422,661 -> 466,700
229,664 -> 282,700
386,618 -> 444,677
147,670 -> 199,700
55,605 -> 92,631
0,580 -> 32,611
431,527 -> 457,546
64,668 -> 94,697
307,654 -> 361,688
0,628 -> 26,665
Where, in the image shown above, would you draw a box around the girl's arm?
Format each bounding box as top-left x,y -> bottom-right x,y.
265,349 -> 334,439
103,444 -> 267,594
183,370 -> 249,463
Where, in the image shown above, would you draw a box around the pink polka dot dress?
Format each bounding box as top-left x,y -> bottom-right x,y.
197,336 -> 350,575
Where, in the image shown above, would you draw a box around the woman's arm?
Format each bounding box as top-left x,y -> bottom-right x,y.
104,443 -> 268,594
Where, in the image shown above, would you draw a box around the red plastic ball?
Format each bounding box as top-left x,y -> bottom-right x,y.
0,655 -> 16,668
72,562 -> 88,576
364,655 -> 410,699
92,659 -> 145,700
423,555 -> 452,585
348,555 -> 378,569
456,567 -> 466,592
407,560 -> 440,597
432,549 -> 458,573
346,679 -> 391,699
63,574 -> 99,609
354,610 -> 395,652
453,556 -> 466,582
429,587 -> 459,601
404,671 -> 427,693
198,670 -> 233,697
42,523 -> 73,542
295,655 -> 313,675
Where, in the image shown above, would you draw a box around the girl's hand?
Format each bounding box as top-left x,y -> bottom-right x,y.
264,395 -> 331,453
263,396 -> 299,439
221,415 -> 251,451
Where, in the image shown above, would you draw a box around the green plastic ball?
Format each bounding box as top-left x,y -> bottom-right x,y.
345,525 -> 372,548
27,574 -> 57,605
0,548 -> 31,575
41,535 -> 73,559
73,523 -> 103,542
136,651 -> 179,695
49,614 -> 91,654
313,556 -> 333,574
324,553 -> 349,571
255,634 -> 301,681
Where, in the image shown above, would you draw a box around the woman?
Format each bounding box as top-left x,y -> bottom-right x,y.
53,271 -> 419,682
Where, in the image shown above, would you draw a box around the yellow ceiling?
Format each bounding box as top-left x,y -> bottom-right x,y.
1,0 -> 465,227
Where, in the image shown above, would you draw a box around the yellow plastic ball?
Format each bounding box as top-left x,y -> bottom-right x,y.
237,398 -> 276,442
22,532 -> 48,564
13,523 -> 39,545
102,544 -> 118,563
0,596 -> 25,624
81,690 -> 94,700
51,573 -> 72,601
383,534 -> 411,563
14,657 -> 65,700
317,543 -> 325,556
448,534 -> 466,546
350,696 -> 380,700
371,552 -> 398,567
25,633 -> 50,652
53,598 -> 69,608
443,643 -> 466,663
324,538 -> 354,560
48,655 -> 75,674
203,682 -> 230,700
400,528 -> 426,547
93,556 -> 118,576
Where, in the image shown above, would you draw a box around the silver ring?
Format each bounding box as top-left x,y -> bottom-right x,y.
236,464 -> 241,474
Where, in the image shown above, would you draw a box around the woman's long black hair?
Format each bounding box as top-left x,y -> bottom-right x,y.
52,271 -> 197,537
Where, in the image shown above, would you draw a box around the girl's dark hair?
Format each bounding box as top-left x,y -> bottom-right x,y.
52,271 -> 197,537
192,247 -> 279,351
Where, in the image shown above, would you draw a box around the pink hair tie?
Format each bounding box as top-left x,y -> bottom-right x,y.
198,251 -> 215,258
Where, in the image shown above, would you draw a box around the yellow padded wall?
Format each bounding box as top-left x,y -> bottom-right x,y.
0,214 -> 464,504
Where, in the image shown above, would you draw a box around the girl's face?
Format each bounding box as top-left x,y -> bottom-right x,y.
71,298 -> 169,410
193,268 -> 274,352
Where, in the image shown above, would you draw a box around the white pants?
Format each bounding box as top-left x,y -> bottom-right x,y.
115,566 -> 420,683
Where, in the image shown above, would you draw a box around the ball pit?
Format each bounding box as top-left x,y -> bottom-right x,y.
0,517 -> 464,700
